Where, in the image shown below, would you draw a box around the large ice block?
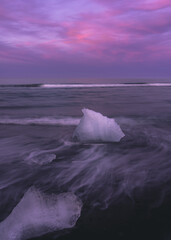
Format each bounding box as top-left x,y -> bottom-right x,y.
0,187 -> 82,240
73,109 -> 125,143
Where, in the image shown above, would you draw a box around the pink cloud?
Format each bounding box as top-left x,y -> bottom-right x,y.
135,0 -> 171,11
0,0 -> 170,70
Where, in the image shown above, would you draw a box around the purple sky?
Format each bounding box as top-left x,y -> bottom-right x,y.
0,0 -> 171,83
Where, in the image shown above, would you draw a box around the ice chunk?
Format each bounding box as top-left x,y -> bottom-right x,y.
73,109 -> 125,143
0,188 -> 82,240
25,151 -> 56,165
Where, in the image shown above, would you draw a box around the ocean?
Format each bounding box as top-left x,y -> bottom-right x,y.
0,83 -> 171,240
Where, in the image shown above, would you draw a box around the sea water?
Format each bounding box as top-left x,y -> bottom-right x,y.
0,83 -> 171,240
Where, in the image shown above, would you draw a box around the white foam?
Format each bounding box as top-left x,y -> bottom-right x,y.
0,188 -> 82,240
0,117 -> 80,126
73,108 -> 125,143
41,83 -> 171,88
42,84 -> 124,88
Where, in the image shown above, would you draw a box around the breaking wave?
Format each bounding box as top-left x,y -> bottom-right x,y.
41,83 -> 171,88
1,83 -> 171,88
0,117 -> 80,126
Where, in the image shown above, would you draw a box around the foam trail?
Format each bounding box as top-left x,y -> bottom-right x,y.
53,143 -> 170,208
0,117 -> 80,126
44,120 -> 171,208
0,188 -> 82,240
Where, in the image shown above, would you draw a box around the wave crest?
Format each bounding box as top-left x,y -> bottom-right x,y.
0,117 -> 80,126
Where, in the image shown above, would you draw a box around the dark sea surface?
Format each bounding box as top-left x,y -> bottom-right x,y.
0,84 -> 171,240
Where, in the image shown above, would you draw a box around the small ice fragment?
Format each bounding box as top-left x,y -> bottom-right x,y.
26,151 -> 56,165
73,108 -> 125,143
0,187 -> 82,240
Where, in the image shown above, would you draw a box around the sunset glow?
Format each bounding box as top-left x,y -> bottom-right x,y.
0,0 -> 171,82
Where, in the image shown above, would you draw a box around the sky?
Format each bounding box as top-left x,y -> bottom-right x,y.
0,0 -> 171,84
